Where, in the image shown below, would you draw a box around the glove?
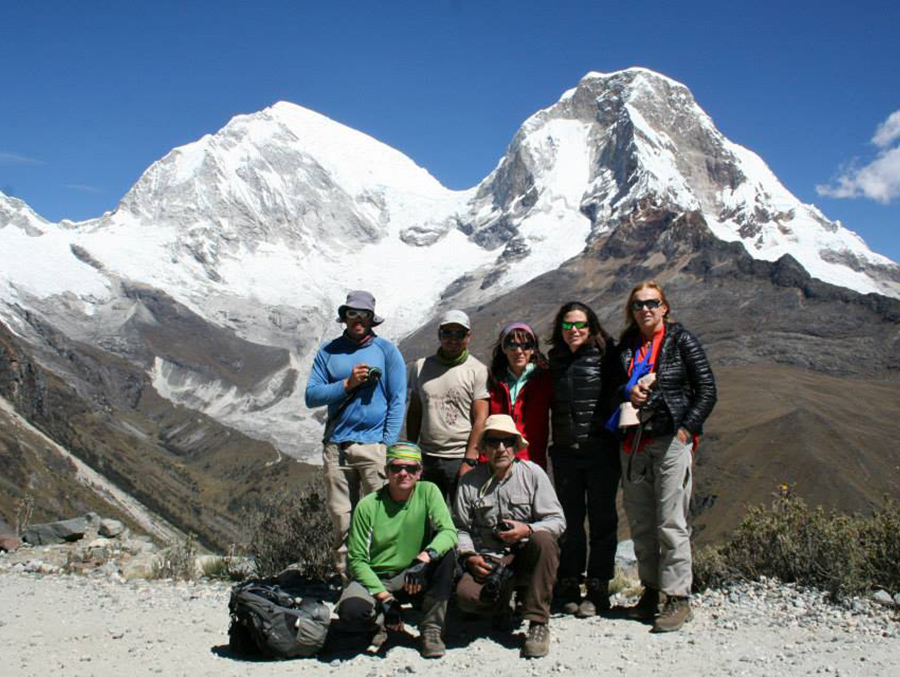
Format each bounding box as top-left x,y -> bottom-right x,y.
404,559 -> 428,590
380,597 -> 403,628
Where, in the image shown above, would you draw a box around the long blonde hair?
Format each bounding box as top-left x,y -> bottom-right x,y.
621,280 -> 671,341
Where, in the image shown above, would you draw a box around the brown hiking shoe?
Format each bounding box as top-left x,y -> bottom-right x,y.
420,627 -> 445,658
576,578 -> 610,618
651,596 -> 693,633
522,622 -> 551,658
628,586 -> 661,622
555,577 -> 582,615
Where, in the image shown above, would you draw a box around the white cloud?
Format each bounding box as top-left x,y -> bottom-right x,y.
872,111 -> 900,148
0,151 -> 44,165
817,109 -> 900,204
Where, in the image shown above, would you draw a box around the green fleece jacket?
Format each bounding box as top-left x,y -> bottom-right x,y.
347,481 -> 457,595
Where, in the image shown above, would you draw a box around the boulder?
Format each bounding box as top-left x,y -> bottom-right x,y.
22,512 -> 101,545
121,553 -> 161,581
99,519 -> 125,538
0,535 -> 20,552
871,589 -> 894,606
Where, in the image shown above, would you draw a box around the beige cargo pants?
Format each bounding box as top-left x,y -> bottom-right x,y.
621,433 -> 693,598
323,442 -> 387,580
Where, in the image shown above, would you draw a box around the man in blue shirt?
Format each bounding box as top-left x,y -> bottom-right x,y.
305,290 -> 407,582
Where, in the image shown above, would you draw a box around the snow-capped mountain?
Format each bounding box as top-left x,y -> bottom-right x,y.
459,68 -> 900,300
2,67 -> 898,459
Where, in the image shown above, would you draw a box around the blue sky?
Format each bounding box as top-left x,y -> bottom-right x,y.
2,1 -> 898,262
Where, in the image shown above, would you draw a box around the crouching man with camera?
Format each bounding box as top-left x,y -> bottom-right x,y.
453,415 -> 566,658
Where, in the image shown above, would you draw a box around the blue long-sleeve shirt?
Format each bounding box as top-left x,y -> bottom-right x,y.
305,335 -> 406,445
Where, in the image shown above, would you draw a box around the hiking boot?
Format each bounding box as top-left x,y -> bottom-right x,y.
522,622 -> 551,658
554,577 -> 582,615
651,596 -> 693,633
628,585 -> 661,622
576,578 -> 610,618
420,626 -> 445,659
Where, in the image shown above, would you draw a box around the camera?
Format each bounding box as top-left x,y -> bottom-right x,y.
366,367 -> 382,383
479,559 -> 515,603
638,388 -> 672,435
493,520 -> 513,535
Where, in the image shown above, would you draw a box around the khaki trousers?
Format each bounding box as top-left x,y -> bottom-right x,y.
455,530 -> 560,624
621,433 -> 693,597
323,442 -> 387,579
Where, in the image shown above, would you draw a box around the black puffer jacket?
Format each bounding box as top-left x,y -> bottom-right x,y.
549,339 -> 624,451
619,322 -> 716,436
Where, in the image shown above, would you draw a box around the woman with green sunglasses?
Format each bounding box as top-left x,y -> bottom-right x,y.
547,301 -> 625,618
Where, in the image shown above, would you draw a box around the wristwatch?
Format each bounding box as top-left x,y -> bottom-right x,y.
462,457 -> 478,467
425,548 -> 439,561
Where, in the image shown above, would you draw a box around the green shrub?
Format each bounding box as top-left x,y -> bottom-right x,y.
693,488 -> 900,600
200,547 -> 249,582
247,472 -> 335,581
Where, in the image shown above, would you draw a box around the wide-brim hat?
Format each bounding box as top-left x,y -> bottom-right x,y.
478,414 -> 528,451
336,290 -> 384,326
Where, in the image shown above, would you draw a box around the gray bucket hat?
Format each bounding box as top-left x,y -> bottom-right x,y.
337,290 -> 384,326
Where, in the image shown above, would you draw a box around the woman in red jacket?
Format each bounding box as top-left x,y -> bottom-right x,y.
486,322 -> 552,469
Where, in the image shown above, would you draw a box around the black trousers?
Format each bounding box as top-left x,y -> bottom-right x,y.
422,455 -> 463,504
337,552 -> 456,631
551,448 -> 621,582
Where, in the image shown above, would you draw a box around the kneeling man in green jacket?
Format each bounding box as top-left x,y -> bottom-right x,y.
337,442 -> 458,659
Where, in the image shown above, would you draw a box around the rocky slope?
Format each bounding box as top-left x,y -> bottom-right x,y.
0,317 -> 316,550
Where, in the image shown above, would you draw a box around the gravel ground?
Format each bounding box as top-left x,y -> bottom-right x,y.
1,571 -> 898,677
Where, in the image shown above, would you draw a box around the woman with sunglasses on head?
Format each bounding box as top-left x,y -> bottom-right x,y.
617,281 -> 716,633
548,302 -> 625,619
485,322 -> 553,470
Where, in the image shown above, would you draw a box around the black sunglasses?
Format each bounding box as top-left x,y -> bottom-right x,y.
483,435 -> 517,449
439,328 -> 468,340
630,299 -> 662,311
504,339 -> 534,351
387,463 -> 421,475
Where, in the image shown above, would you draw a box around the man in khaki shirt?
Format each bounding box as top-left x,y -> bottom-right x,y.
407,310 -> 489,502
453,414 -> 565,659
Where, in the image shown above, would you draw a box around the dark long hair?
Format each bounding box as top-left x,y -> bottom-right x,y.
549,301 -> 609,355
489,325 -> 548,386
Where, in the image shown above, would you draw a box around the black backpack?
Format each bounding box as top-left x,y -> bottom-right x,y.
228,580 -> 330,659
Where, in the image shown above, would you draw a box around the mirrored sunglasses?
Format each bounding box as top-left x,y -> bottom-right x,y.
343,308 -> 373,320
561,321 -> 588,331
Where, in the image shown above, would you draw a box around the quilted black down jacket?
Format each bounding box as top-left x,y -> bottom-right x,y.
619,321 -> 716,436
549,339 -> 625,450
